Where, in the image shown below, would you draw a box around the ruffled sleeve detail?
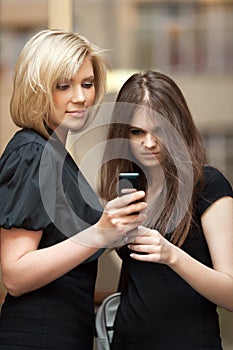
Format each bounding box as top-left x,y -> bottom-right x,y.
0,141 -> 57,230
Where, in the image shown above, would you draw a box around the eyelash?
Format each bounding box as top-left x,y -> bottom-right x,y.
56,84 -> 69,91
56,81 -> 94,90
82,82 -> 94,89
129,128 -> 162,137
129,129 -> 144,136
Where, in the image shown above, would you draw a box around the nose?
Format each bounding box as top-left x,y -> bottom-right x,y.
142,133 -> 157,148
72,86 -> 86,104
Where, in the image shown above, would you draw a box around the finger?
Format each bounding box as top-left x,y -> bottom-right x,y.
128,201 -> 147,215
118,201 -> 147,217
129,234 -> 152,244
106,191 -> 146,210
124,221 -> 147,233
126,222 -> 148,238
129,234 -> 152,245
108,202 -> 147,221
130,252 -> 157,262
111,213 -> 146,227
129,243 -> 161,256
128,243 -> 151,253
132,228 -> 161,243
124,190 -> 146,205
120,188 -> 136,195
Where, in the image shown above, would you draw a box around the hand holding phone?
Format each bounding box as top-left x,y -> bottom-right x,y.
118,173 -> 148,253
119,172 -> 146,215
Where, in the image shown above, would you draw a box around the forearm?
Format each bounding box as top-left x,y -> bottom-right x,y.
2,191 -> 147,296
3,222 -> 141,296
169,246 -> 233,312
4,235 -> 99,296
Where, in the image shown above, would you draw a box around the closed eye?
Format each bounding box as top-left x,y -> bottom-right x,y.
129,128 -> 145,136
56,83 -> 70,91
82,81 -> 94,89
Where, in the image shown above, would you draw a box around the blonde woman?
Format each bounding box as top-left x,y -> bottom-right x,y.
0,30 -> 146,349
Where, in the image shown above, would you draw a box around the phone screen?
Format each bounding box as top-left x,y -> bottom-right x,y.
118,172 -> 141,196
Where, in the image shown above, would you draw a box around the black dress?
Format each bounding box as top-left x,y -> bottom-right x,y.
111,166 -> 233,350
0,128 -> 104,349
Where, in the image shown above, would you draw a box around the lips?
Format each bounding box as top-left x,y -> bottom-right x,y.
141,152 -> 159,158
66,110 -> 86,118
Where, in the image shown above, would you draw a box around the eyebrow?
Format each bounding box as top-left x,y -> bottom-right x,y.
129,125 -> 143,129
68,75 -> 94,82
83,75 -> 95,80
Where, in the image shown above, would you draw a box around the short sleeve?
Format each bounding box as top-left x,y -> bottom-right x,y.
197,166 -> 233,217
0,142 -> 57,230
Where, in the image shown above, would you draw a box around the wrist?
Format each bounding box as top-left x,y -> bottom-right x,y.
92,223 -> 126,249
167,243 -> 180,268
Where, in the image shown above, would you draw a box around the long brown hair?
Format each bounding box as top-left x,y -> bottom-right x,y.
99,71 -> 206,247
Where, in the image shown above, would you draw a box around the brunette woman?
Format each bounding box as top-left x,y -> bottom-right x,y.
99,71 -> 233,350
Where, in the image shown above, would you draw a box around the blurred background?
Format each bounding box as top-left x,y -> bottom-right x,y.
0,0 -> 232,348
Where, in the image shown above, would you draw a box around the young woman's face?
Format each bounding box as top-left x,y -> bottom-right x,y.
128,109 -> 164,169
51,56 -> 95,134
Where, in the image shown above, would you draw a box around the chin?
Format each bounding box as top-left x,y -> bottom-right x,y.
66,119 -> 87,132
140,159 -> 160,167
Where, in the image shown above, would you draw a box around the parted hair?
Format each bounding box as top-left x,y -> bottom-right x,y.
10,29 -> 108,139
99,71 -> 207,247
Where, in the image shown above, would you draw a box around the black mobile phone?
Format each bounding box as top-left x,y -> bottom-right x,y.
118,172 -> 142,196
119,173 -> 145,215
118,173 -> 148,254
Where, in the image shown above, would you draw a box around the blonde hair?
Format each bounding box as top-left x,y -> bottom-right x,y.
10,29 -> 108,139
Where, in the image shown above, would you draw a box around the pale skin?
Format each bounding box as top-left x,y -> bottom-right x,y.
0,56 -> 147,297
127,111 -> 233,312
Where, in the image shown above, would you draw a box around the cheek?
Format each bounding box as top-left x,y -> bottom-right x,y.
129,140 -> 140,156
87,87 -> 96,104
52,91 -> 61,108
158,141 -> 165,153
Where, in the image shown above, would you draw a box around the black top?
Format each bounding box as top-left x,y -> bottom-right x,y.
0,128 -> 104,349
111,166 -> 233,350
